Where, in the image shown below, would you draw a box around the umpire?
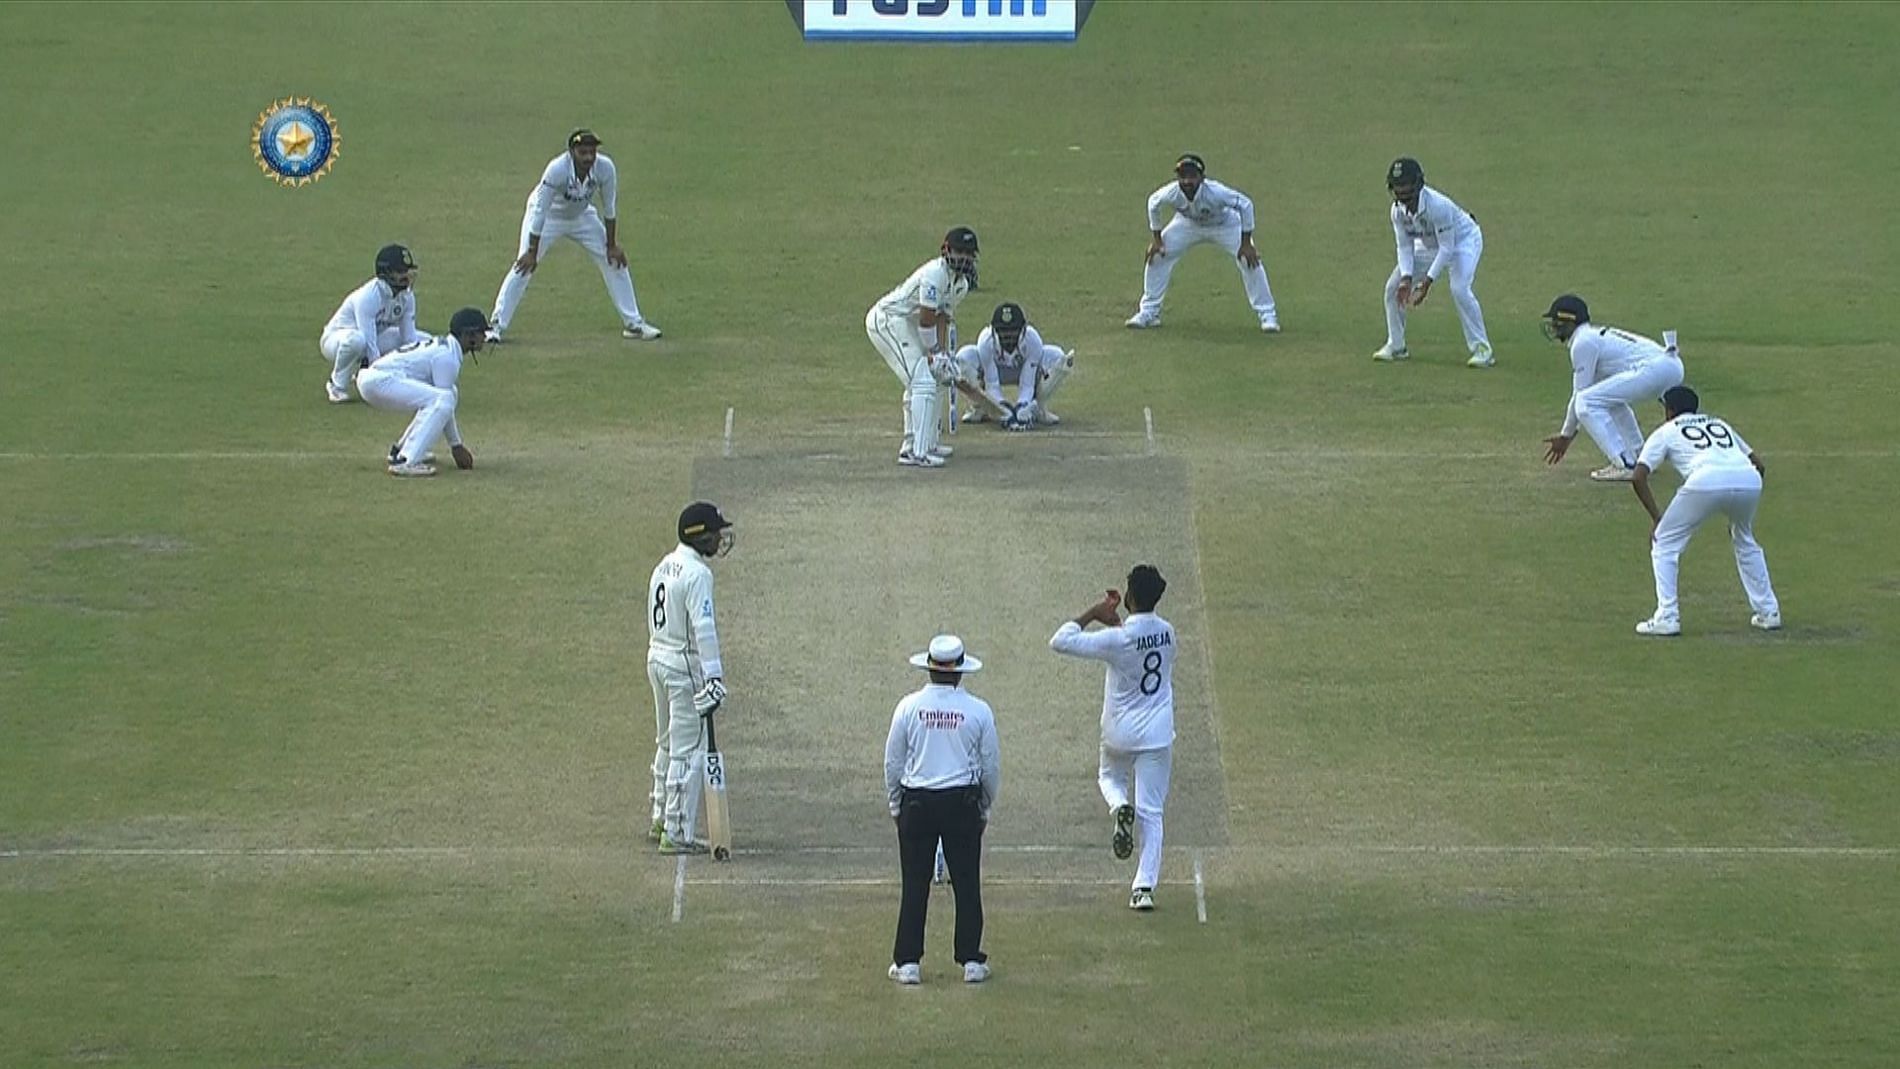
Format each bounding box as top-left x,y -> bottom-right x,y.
883,635 -> 1000,985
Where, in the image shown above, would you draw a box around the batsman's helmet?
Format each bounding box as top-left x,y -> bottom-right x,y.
942,226 -> 980,282
991,302 -> 1026,349
679,501 -> 736,558
1386,157 -> 1424,199
375,244 -> 417,279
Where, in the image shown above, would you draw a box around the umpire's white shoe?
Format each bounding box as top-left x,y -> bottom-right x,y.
621,320 -> 663,340
1260,317 -> 1281,333
1124,312 -> 1161,329
1371,344 -> 1410,362
1466,343 -> 1496,368
1589,462 -> 1635,482
1129,887 -> 1156,912
888,963 -> 921,986
1635,616 -> 1682,637
1112,804 -> 1135,860
1751,612 -> 1783,631
962,961 -> 991,984
326,382 -> 352,404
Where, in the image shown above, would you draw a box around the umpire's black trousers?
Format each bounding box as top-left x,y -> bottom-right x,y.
892,784 -> 987,967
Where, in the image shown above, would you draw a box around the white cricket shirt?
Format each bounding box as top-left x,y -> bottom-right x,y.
1559,324 -> 1682,437
1391,185 -> 1480,280
323,277 -> 419,362
1049,613 -> 1177,753
364,335 -> 465,446
871,258 -> 970,333
970,323 -> 1060,404
525,152 -> 620,233
647,544 -> 723,678
1148,177 -> 1256,231
885,683 -> 1001,818
1638,413 -> 1762,492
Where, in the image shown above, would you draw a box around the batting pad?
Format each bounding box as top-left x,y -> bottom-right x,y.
690,437 -> 1231,860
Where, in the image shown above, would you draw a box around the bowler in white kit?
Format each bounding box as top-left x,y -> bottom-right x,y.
646,502 -> 735,853
486,129 -> 661,343
1049,565 -> 1177,912
1375,157 -> 1492,367
954,302 -> 1074,430
1125,154 -> 1279,333
354,307 -> 486,477
866,227 -> 979,467
1539,294 -> 1686,482
319,244 -> 422,404
1629,387 -> 1782,637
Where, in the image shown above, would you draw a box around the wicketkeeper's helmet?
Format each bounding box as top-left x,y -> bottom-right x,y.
991,302 -> 1026,350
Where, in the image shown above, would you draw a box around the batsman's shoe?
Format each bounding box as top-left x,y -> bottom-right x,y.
387,458 -> 436,478
1589,462 -> 1635,483
1124,312 -> 1161,329
899,450 -> 945,469
647,820 -> 665,843
325,382 -> 352,404
1751,612 -> 1783,631
962,961 -> 992,984
929,444 -> 954,458
1112,804 -> 1135,860
1371,344 -> 1410,362
657,832 -> 708,855
1260,317 -> 1282,334
1129,887 -> 1156,912
1466,343 -> 1496,368
888,962 -> 921,986
621,320 -> 663,341
1635,616 -> 1682,637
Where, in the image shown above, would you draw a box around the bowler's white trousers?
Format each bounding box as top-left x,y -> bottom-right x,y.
1099,743 -> 1172,892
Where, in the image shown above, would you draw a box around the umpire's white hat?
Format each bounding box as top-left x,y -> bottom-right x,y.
909,634 -> 982,673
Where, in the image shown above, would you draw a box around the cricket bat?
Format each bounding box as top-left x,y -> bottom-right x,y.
702,714 -> 733,861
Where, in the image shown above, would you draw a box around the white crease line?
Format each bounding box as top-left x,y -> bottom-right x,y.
688,876 -> 1129,888
4,446 -> 1887,462
1143,406 -> 1156,456
1193,851 -> 1208,924
672,854 -> 687,923
723,406 -> 735,459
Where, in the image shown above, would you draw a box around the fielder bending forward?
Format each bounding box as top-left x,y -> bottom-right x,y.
355,307 -> 485,477
1049,566 -> 1177,911
866,228 -> 979,467
1539,294 -> 1686,482
647,502 -> 736,853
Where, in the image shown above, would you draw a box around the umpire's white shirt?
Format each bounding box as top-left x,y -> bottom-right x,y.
323,277 -> 419,357
1391,185 -> 1480,280
525,152 -> 619,233
1559,324 -> 1682,436
647,544 -> 722,678
1638,413 -> 1761,492
885,684 -> 1000,819
1050,612 -> 1177,752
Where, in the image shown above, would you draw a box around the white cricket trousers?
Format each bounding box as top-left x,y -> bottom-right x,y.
1384,230 -> 1489,354
648,657 -> 705,841
355,368 -> 456,463
866,308 -> 944,458
319,325 -> 401,394
1651,483 -> 1780,624
1099,743 -> 1172,891
1571,358 -> 1686,467
491,206 -> 646,332
1139,217 -> 1277,324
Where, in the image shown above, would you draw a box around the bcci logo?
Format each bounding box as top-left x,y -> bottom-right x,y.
252,97 -> 340,187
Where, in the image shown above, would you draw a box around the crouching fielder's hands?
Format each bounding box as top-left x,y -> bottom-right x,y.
693,677 -> 726,715
452,444 -> 475,470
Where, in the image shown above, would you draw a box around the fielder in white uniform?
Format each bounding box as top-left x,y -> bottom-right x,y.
487,128 -> 661,343
1630,387 -> 1782,637
1126,154 -> 1279,333
1049,565 -> 1177,912
955,302 -> 1074,430
319,244 -> 421,404
646,501 -> 735,853
1375,157 -> 1492,367
1539,294 -> 1687,482
866,227 -> 979,468
354,307 -> 486,478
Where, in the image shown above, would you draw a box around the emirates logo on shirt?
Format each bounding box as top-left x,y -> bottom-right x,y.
920,709 -> 966,729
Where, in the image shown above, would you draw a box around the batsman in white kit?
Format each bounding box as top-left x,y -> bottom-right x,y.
1374,158 -> 1493,367
485,128 -> 661,344
865,227 -> 979,468
955,302 -> 1075,431
1629,386 -> 1782,637
1125,154 -> 1279,333
318,244 -> 422,404
1049,565 -> 1177,912
646,502 -> 735,853
354,307 -> 486,478
1539,294 -> 1686,482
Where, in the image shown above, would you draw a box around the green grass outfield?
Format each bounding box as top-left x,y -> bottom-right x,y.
4,2 -> 1899,1066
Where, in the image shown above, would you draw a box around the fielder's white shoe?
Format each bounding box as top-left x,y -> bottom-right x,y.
1260,318 -> 1281,334
962,961 -> 991,984
1111,804 -> 1135,861
1590,462 -> 1635,482
1372,344 -> 1410,362
621,321 -> 662,341
1751,612 -> 1783,631
1466,343 -> 1496,368
386,459 -> 436,478
388,446 -> 437,466
888,963 -> 921,986
326,382 -> 352,404
1129,888 -> 1156,912
1124,312 -> 1161,329
1635,616 -> 1682,637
